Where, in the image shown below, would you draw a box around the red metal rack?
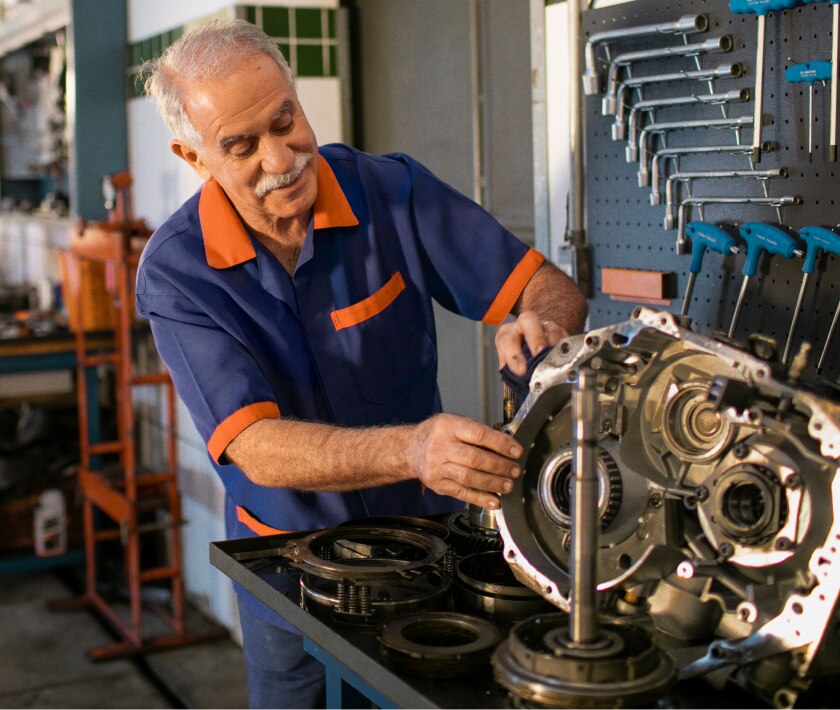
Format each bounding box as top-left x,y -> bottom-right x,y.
61,173 -> 198,660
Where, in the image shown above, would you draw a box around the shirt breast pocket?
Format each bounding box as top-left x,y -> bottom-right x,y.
331,271 -> 437,404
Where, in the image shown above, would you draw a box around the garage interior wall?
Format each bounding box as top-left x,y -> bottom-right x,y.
123,0 -> 535,632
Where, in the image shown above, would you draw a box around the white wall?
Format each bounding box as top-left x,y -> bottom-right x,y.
127,0 -> 345,633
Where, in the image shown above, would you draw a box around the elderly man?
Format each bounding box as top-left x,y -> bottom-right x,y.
139,17 -> 586,709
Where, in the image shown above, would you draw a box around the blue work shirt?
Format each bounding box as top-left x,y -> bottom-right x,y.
136,142 -> 543,561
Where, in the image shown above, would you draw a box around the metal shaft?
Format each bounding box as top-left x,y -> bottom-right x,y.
729,275 -> 752,338
832,4 -> 839,162
783,272 -> 811,366
569,368 -> 599,646
809,83 -> 815,163
817,298 -> 840,374
752,15 -> 766,163
681,271 -> 698,316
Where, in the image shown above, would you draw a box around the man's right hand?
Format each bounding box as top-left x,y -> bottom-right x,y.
407,413 -> 523,509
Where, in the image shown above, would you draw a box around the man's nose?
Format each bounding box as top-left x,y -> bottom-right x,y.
261,135 -> 295,175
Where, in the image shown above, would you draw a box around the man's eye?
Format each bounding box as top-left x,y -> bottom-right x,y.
232,142 -> 256,158
272,116 -> 294,134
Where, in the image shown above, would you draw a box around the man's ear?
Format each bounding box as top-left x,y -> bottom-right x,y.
170,140 -> 212,181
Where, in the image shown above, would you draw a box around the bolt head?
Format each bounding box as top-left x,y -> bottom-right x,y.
775,537 -> 795,551
733,443 -> 749,460
785,474 -> 802,490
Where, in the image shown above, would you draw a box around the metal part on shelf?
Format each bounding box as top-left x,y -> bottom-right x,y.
379,612 -> 501,678
444,509 -> 502,556
337,515 -> 450,542
300,570 -> 450,627
280,525 -> 449,581
496,308 -> 840,707
455,551 -> 553,621
284,526 -> 451,627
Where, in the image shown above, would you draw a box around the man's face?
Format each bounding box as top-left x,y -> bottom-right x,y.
173,53 -> 319,230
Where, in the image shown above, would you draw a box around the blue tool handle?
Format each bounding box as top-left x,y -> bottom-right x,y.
738,222 -> 802,276
773,0 -> 799,8
730,0 -> 777,14
799,226 -> 840,273
785,61 -> 833,84
685,222 -> 739,273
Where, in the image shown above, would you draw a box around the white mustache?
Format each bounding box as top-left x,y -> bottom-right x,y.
254,151 -> 313,198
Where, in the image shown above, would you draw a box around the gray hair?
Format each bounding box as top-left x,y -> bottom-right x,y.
143,18 -> 295,149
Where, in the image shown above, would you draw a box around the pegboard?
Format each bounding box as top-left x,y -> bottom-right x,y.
582,0 -> 840,381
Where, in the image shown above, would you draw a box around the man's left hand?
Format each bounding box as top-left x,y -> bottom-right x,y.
495,310 -> 567,376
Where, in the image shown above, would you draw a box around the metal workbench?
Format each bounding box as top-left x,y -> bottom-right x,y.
210,532 -> 510,709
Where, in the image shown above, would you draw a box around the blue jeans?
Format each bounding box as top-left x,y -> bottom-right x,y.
237,596 -> 326,709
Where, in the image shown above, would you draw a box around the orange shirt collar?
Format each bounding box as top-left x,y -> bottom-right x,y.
198,153 -> 359,269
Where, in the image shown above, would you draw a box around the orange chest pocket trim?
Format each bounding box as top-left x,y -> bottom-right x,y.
330,271 -> 406,331
236,505 -> 289,536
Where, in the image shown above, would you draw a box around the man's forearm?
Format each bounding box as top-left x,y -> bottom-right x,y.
514,261 -> 588,335
225,417 -> 413,491
224,413 -> 524,509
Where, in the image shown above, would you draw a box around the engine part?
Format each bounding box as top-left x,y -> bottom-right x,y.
279,525 -> 449,581
337,515 -> 450,542
492,614 -> 677,709
455,551 -> 553,621
444,509 -> 502,556
300,569 -> 449,627
569,367 -> 600,644
497,308 -> 840,707
379,612 -> 501,678
282,525 -> 451,626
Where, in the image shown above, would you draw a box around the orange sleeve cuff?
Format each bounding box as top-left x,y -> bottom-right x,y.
481,248 -> 545,326
207,401 -> 281,463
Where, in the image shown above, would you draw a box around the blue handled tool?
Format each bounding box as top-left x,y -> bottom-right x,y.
801,0 -> 840,160
784,226 -> 840,371
730,0 -> 776,162
783,226 -> 840,363
785,61 -> 832,161
728,222 -> 803,338
681,222 -> 740,316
